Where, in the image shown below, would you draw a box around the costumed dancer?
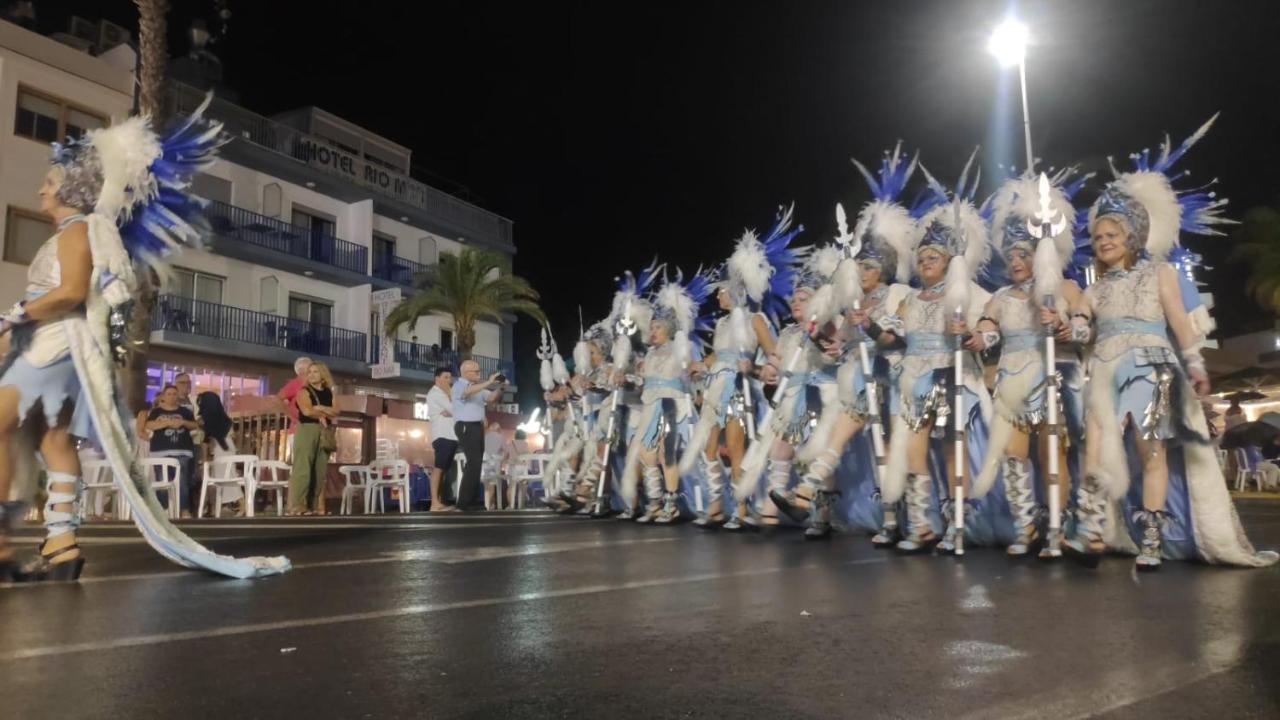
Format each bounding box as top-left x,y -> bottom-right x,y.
739,247 -> 849,535
967,171 -> 1088,558
620,270 -> 713,524
544,321 -> 608,513
0,98 -> 289,581
680,207 -> 799,529
538,325 -> 577,505
880,154 -> 1004,555
1058,116 -> 1277,569
606,266 -> 658,519
790,144 -> 917,543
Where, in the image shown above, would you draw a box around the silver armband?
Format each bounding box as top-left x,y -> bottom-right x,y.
1069,318 -> 1092,343
880,315 -> 905,336
1181,348 -> 1206,373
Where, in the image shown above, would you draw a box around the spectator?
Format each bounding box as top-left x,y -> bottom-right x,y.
426,367 -> 458,512
504,429 -> 531,507
145,385 -> 199,518
173,372 -> 205,445
452,359 -> 505,511
277,357 -> 314,429
482,422 -> 506,509
198,391 -> 244,513
289,361 -> 337,516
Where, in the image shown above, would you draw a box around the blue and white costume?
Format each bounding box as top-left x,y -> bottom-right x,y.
1068,117 -> 1276,569
0,100 -> 288,580
972,172 -> 1087,557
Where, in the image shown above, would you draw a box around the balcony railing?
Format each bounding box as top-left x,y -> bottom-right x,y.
166,80 -> 514,247
371,337 -> 513,378
153,295 -> 368,364
372,252 -> 430,287
205,200 -> 368,275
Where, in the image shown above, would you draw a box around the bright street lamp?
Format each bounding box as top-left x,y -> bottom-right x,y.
988,18 -> 1034,172
987,18 -> 1028,68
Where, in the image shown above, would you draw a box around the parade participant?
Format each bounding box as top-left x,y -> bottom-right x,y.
681,207 -> 799,529
620,270 -> 713,524
880,156 -> 1003,555
544,322 -> 612,512
967,172 -> 1087,558
0,99 -> 289,581
1057,117 -> 1277,569
593,265 -> 659,519
788,145 -> 916,543
739,246 -> 848,536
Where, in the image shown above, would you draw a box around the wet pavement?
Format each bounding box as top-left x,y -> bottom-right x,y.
1,501 -> 1278,719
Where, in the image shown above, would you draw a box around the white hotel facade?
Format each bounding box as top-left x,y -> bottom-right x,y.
0,18 -> 515,406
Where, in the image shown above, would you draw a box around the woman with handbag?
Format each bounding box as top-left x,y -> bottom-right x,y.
290,361 -> 338,516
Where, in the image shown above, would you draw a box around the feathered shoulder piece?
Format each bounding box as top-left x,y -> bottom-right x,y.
1089,114 -> 1232,260
56,94 -> 227,265
846,142 -> 919,283
723,203 -> 807,319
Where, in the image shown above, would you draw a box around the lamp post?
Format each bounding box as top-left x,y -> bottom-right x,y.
988,18 -> 1033,172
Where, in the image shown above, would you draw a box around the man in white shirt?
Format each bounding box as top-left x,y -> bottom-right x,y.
452,359 -> 505,511
426,368 -> 458,512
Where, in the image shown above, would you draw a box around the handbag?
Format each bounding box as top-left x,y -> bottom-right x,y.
307,386 -> 339,453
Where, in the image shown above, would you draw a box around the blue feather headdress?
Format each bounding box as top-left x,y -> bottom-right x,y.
1088,114 -> 1233,260
52,94 -> 227,268
846,142 -> 919,284
654,266 -> 717,365
722,203 -> 807,322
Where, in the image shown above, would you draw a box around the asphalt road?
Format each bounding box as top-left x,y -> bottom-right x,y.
1,501 -> 1278,719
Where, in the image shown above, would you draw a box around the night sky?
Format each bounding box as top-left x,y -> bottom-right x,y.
47,0 -> 1280,407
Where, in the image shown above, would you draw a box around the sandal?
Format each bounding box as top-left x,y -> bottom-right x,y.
13,539 -> 85,583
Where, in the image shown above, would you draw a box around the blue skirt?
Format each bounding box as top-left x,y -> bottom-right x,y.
0,354 -> 95,440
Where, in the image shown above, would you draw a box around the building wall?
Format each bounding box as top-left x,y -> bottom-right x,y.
0,20 -> 507,367
0,21 -> 132,310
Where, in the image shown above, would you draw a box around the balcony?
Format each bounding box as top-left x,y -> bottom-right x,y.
166,80 -> 514,250
372,252 -> 429,288
204,200 -> 370,286
371,337 -> 513,381
151,295 -> 369,374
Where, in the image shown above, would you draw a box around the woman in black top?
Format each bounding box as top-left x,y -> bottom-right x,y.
290,362 -> 338,515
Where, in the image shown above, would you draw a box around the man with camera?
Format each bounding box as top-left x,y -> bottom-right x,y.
451,359 -> 506,511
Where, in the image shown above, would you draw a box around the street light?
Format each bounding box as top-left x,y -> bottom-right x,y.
988,18 -> 1034,172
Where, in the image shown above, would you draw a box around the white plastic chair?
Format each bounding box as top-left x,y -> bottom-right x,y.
255,460 -> 291,516
199,455 -> 258,518
509,453 -> 551,509
80,459 -> 122,521
339,465 -> 373,515
141,457 -> 183,520
367,459 -> 411,514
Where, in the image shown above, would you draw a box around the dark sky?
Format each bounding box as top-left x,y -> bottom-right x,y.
48,0 -> 1280,406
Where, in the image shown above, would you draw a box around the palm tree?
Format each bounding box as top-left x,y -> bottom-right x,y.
384,248 -> 546,357
1232,204 -> 1280,315
122,0 -> 169,411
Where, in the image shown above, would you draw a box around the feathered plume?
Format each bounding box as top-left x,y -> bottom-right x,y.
723,204 -> 808,321
850,143 -> 920,284
552,353 -> 570,385
1090,114 -> 1233,260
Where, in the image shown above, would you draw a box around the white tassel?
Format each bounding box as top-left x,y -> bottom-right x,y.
833,258 -> 863,311
552,354 -> 570,385
1033,237 -> 1063,308
943,256 -> 971,316
882,413 -> 911,504
539,359 -> 553,392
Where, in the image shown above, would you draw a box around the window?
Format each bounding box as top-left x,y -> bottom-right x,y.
3,208 -> 52,265
373,231 -> 395,260
14,87 -> 106,143
291,208 -> 336,237
289,295 -> 333,327
173,268 -> 225,304
190,173 -> 232,204
440,329 -> 454,351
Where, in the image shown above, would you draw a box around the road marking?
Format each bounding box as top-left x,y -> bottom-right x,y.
0,537 -> 681,589
0,557 -> 887,660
